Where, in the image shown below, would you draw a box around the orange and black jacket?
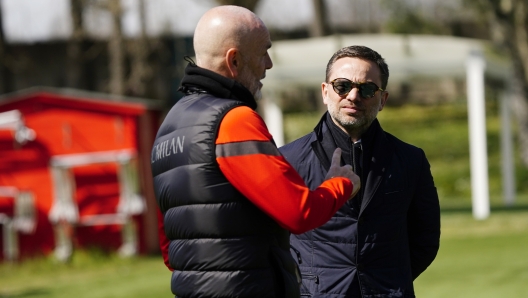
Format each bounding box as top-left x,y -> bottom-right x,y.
151,63 -> 354,297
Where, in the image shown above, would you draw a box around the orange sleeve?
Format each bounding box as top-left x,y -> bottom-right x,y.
216,106 -> 353,234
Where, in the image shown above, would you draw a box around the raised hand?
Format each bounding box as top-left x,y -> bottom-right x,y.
325,148 -> 361,199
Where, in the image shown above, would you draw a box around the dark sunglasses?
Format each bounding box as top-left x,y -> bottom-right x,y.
328,78 -> 384,98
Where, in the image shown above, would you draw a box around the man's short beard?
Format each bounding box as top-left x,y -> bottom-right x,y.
329,100 -> 381,135
253,89 -> 262,101
330,111 -> 369,134
237,66 -> 261,101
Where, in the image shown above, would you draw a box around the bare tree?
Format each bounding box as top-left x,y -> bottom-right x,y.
0,3 -> 13,93
471,0 -> 528,166
126,0 -> 152,97
215,0 -> 260,11
310,0 -> 330,37
106,0 -> 125,95
66,0 -> 85,89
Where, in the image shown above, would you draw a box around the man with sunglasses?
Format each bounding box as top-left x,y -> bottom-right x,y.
280,45 -> 440,297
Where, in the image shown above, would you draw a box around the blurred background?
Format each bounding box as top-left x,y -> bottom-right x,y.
0,0 -> 527,297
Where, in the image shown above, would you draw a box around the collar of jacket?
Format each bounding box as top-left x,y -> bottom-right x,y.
178,62 -> 258,110
311,113 -> 393,212
312,112 -> 381,169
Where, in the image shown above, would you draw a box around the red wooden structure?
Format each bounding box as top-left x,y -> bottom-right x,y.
0,87 -> 162,261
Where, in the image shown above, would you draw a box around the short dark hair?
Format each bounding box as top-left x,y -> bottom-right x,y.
325,45 -> 389,90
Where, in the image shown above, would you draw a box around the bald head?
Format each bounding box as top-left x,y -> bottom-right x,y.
191,6 -> 273,100
193,6 -> 268,74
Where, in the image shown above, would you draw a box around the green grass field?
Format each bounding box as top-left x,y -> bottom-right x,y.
415,206 -> 528,298
0,250 -> 172,298
1,208 -> 527,298
1,103 -> 528,297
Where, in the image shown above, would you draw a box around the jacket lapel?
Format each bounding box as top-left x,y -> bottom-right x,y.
311,113 -> 337,173
360,122 -> 394,214
308,114 -> 395,213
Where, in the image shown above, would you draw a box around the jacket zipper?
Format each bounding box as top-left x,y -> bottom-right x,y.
352,140 -> 365,296
290,245 -> 302,264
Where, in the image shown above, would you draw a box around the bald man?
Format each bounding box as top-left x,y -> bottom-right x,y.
151,6 -> 360,298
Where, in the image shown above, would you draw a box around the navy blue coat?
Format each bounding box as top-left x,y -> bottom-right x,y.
279,114 -> 440,298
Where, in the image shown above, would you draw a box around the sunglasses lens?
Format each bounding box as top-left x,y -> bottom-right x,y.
331,79 -> 380,98
332,79 -> 353,96
359,83 -> 378,98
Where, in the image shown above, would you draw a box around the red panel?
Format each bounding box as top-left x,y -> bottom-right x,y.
74,164 -> 120,217
36,92 -> 146,115
0,92 -> 146,116
75,225 -> 122,251
24,107 -> 138,155
0,196 -> 15,217
0,137 -> 56,260
0,91 -> 154,260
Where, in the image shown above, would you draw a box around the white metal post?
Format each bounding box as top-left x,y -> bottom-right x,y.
262,90 -> 285,147
466,50 -> 490,220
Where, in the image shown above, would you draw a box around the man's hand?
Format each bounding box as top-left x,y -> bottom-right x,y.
325,148 -> 361,199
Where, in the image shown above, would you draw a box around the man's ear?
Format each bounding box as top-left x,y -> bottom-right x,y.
379,91 -> 389,111
225,48 -> 239,79
321,82 -> 329,105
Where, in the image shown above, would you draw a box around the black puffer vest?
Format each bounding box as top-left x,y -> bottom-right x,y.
151,63 -> 300,298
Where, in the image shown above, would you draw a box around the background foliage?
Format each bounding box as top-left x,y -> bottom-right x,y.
283,102 -> 528,204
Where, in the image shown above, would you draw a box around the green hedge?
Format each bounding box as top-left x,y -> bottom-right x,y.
283,102 -> 528,207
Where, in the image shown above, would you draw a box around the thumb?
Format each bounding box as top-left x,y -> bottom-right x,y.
330,148 -> 342,168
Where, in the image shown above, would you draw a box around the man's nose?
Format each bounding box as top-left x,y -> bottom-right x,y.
266,53 -> 273,69
345,87 -> 361,100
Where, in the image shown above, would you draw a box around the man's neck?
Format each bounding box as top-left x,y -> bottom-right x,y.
339,123 -> 367,143
326,114 -> 375,144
